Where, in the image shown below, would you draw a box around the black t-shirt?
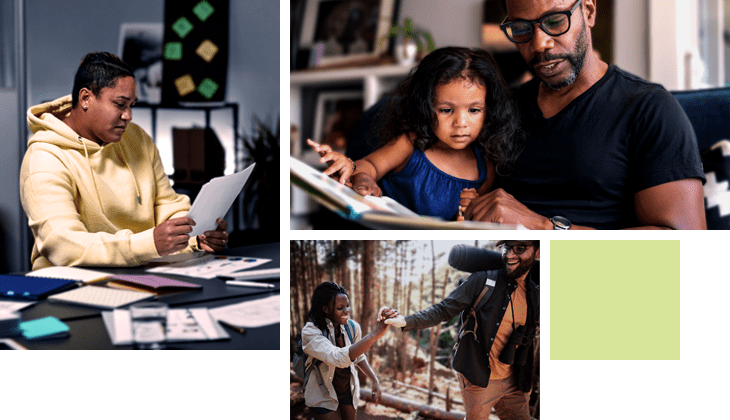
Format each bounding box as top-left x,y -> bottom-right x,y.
499,65 -> 705,229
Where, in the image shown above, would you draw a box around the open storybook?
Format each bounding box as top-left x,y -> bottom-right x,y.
290,157 -> 522,230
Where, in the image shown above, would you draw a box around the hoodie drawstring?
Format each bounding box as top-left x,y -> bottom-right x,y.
80,137 -> 107,214
116,147 -> 142,205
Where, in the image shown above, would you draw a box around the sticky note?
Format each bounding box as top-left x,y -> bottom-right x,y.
193,0 -> 215,21
164,42 -> 183,61
197,78 -> 219,99
175,74 -> 196,97
172,17 -> 194,39
196,40 -> 219,62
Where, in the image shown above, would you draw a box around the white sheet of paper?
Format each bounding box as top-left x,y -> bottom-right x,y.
0,300 -> 36,313
208,294 -> 280,328
187,163 -> 255,237
147,255 -> 271,279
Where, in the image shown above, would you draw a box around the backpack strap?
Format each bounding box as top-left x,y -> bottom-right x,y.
303,327 -> 330,396
456,271 -> 498,344
344,319 -> 355,344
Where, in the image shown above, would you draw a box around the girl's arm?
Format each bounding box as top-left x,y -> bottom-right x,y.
347,308 -> 398,361
356,359 -> 382,402
351,133 -> 415,196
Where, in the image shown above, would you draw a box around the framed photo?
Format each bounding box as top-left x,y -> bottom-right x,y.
118,23 -> 164,104
312,91 -> 364,151
299,0 -> 396,67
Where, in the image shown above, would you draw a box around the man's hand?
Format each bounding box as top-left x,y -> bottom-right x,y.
463,188 -> 552,230
350,172 -> 382,197
197,218 -> 228,253
154,217 -> 195,256
306,139 -> 354,185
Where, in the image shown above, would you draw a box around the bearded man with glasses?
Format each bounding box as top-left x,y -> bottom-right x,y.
382,241 -> 539,419
461,0 -> 706,230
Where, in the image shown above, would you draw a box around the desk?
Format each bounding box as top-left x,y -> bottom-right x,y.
11,242 -> 280,350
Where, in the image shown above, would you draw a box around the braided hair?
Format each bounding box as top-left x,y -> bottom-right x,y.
307,281 -> 349,331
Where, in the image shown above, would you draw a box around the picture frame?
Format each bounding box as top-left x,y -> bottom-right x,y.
118,23 -> 164,104
299,0 -> 396,67
312,90 -> 364,151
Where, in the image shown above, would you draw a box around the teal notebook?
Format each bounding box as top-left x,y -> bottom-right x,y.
19,316 -> 70,340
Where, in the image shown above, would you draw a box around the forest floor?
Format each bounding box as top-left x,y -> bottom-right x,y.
291,351 -> 502,420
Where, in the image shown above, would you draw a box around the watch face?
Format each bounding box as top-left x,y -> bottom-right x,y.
552,216 -> 571,229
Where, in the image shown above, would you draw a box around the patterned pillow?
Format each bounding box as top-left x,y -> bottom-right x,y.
701,139 -> 730,229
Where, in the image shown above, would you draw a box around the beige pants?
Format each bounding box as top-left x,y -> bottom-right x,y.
457,372 -> 531,420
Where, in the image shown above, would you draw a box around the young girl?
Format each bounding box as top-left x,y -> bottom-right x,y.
308,46 -> 522,220
301,282 -> 398,420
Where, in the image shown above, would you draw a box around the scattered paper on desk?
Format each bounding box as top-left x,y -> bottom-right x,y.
0,300 -> 36,313
147,254 -> 271,279
102,308 -> 228,345
26,266 -> 110,283
208,295 -> 279,328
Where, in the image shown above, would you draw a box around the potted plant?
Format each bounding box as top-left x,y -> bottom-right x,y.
383,18 -> 435,66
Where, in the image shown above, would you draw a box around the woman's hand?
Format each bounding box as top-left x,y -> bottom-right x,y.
350,172 -> 382,197
197,218 -> 228,252
371,381 -> 382,402
154,217 -> 194,256
306,139 -> 355,185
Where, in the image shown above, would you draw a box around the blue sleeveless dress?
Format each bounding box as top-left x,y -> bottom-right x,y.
379,146 -> 488,220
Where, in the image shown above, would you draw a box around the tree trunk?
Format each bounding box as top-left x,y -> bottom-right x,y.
427,240 -> 438,405
360,388 -> 466,420
361,241 -> 375,358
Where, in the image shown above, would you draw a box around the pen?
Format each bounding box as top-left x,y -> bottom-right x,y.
218,320 -> 246,334
226,280 -> 276,288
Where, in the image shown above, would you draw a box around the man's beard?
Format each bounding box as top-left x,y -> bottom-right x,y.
504,256 -> 534,280
529,21 -> 589,90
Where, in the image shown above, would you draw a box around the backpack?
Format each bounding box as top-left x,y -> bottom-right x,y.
454,270 -> 499,351
293,320 -> 355,387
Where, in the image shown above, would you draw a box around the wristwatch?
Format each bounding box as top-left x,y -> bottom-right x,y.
550,216 -> 571,230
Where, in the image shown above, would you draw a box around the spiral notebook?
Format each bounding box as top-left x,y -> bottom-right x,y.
48,285 -> 154,309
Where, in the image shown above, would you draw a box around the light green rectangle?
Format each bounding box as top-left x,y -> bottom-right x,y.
550,240 -> 680,360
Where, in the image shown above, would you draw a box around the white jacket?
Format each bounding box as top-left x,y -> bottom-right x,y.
301,319 -> 366,411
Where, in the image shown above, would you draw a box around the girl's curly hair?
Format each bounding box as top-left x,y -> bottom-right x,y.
377,47 -> 523,175
307,281 -> 349,331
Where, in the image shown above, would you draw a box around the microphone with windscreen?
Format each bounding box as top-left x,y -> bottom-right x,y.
448,244 -> 503,273
449,244 -> 540,285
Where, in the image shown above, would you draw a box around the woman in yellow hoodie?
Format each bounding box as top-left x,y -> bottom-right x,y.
20,52 -> 228,270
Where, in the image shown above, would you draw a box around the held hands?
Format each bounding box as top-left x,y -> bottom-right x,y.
306,139 -> 355,186
153,217 -> 195,256
457,188 -> 480,221
374,306 -> 400,337
196,218 -> 229,253
460,188 -> 552,230
377,306 -> 405,328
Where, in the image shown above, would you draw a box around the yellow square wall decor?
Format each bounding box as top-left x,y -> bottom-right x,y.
550,240 -> 680,360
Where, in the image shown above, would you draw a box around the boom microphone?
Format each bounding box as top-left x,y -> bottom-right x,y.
448,244 -> 504,273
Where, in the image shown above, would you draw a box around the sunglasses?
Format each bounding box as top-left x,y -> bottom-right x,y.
500,244 -> 534,255
500,0 -> 582,44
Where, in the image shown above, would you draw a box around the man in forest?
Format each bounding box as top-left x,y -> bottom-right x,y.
387,240 -> 539,420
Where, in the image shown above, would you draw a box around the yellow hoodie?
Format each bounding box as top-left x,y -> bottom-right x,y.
20,95 -> 195,270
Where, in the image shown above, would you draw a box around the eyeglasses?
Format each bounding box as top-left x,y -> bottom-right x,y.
500,244 -> 533,255
500,0 -> 582,44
